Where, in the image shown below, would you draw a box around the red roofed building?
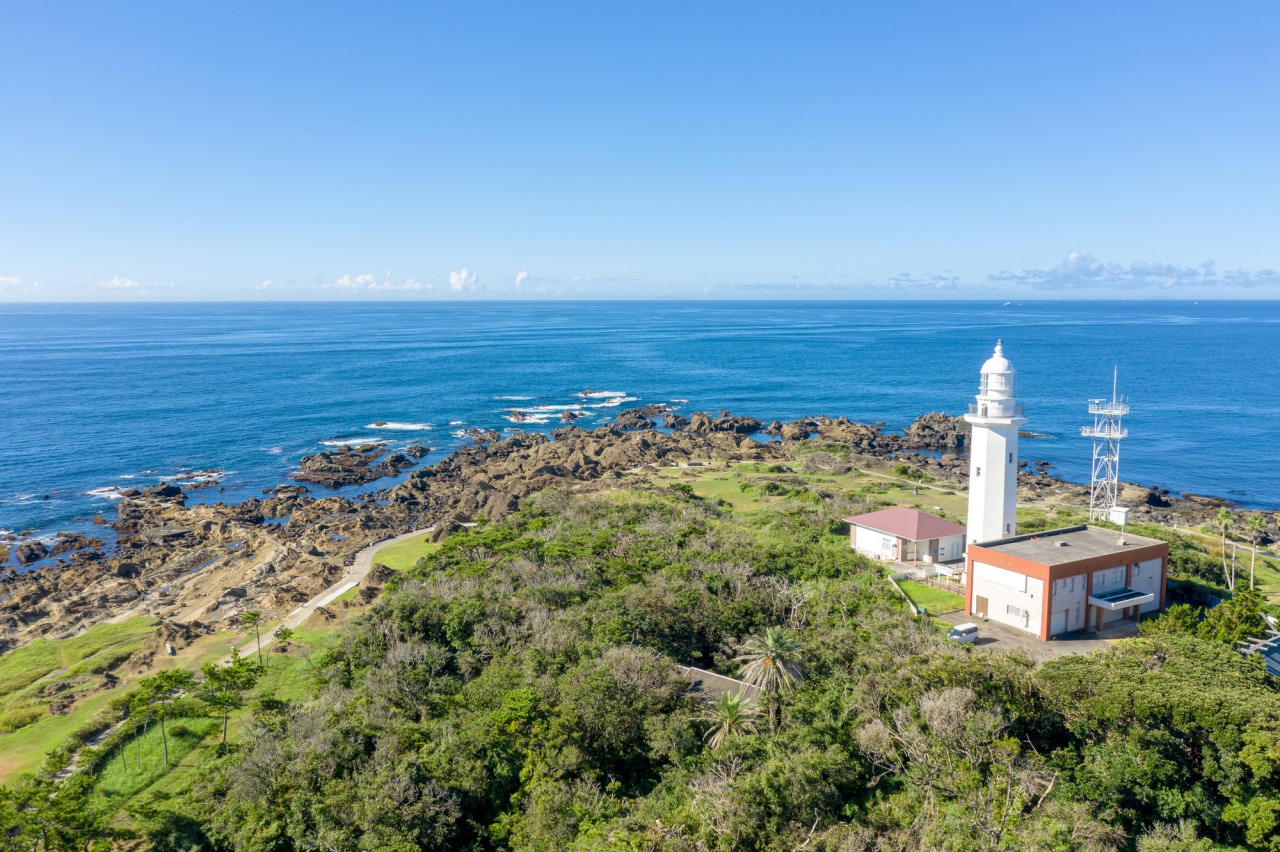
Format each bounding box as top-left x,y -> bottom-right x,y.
844,507 -> 967,565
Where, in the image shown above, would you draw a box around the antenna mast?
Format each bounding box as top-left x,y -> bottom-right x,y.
1080,367 -> 1129,522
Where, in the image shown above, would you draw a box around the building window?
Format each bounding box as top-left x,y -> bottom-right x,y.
1008,453 -> 1012,463
1006,605 -> 1021,617
1005,523 -> 1011,534
976,467 -> 981,476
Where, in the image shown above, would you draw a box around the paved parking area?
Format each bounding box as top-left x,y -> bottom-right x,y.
939,611 -> 1116,660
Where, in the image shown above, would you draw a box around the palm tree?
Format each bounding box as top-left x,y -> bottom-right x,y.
1245,514 -> 1267,591
735,626 -> 803,732
702,691 -> 760,749
1214,508 -> 1235,591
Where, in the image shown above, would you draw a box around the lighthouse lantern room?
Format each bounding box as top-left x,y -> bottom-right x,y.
964,340 -> 1027,543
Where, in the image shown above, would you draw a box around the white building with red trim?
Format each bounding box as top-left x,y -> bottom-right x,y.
965,525 -> 1168,639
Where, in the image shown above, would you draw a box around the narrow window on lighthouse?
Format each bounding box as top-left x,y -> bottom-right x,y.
1008,453 -> 1012,463
976,467 -> 981,476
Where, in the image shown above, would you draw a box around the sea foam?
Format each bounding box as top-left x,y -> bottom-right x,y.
85,487 -> 128,500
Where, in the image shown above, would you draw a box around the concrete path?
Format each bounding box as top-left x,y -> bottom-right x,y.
231,527 -> 433,662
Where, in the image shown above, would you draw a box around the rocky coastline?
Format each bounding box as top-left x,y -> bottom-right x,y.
1,409 -> 1273,653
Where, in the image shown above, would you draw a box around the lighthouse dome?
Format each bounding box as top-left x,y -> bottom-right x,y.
980,340 -> 1012,374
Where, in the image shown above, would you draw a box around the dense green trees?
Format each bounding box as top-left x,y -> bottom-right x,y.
4,485 -> 1278,850
171,489 -> 1277,851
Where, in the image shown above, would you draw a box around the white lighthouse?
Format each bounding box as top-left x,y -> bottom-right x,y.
964,340 -> 1026,543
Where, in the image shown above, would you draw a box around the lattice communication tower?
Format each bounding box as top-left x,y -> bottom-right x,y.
1080,368 -> 1129,522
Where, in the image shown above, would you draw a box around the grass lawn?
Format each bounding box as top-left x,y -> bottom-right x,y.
94,715 -> 218,803
0,617 -> 156,700
1237,552 -> 1280,603
0,687 -> 126,782
371,532 -> 440,571
647,461 -> 976,520
898,579 -> 965,614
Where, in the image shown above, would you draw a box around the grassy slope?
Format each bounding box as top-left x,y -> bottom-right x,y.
95,716 -> 220,803
0,688 -> 123,780
0,617 -> 157,699
371,532 -> 441,571
648,461 -> 973,520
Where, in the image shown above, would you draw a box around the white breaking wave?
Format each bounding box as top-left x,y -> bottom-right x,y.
494,395 -> 533,400
170,469 -> 225,484
85,487 -> 128,500
449,420 -> 465,426
579,390 -> 628,399
589,396 -> 638,408
267,446 -> 284,454
365,421 -> 434,431
320,437 -> 387,447
508,404 -> 584,414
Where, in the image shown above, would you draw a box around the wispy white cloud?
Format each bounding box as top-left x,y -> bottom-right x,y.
990,252 -> 1280,291
0,275 -> 42,294
449,268 -> 477,292
736,275 -> 964,293
514,270 -> 529,288
324,273 -> 429,292
100,276 -> 143,289
257,279 -> 272,291
96,276 -> 173,294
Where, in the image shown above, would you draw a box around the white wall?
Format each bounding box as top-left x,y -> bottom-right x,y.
937,534 -> 965,562
1049,573 -> 1088,635
970,561 -> 1043,636
853,525 -> 896,561
966,423 -> 1020,543
1129,558 -> 1164,614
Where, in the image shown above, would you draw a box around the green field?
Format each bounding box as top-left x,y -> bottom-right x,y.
94,716 -> 219,803
897,579 -> 965,614
371,532 -> 440,571
0,617 -> 156,700
648,460 -> 972,520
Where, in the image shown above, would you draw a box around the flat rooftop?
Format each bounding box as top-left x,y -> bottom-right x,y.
972,525 -> 1166,566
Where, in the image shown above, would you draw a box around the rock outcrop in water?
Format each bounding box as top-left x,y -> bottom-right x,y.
902,411 -> 970,450
293,442 -> 426,488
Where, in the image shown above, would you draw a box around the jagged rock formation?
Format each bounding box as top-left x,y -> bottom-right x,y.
0,423 -> 786,647
293,442 -> 426,488
1,409 -> 1270,651
903,411 -> 970,450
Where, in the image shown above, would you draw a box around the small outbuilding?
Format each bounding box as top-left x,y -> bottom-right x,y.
844,507 -> 967,565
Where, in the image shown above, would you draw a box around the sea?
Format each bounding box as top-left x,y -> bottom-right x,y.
2,300 -> 1278,561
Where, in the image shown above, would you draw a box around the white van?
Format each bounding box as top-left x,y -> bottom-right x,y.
947,623 -> 979,645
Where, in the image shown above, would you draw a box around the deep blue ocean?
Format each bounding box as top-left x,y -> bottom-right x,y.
2,301 -> 1278,557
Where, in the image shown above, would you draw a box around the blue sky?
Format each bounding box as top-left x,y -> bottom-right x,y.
2,2 -> 1278,300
